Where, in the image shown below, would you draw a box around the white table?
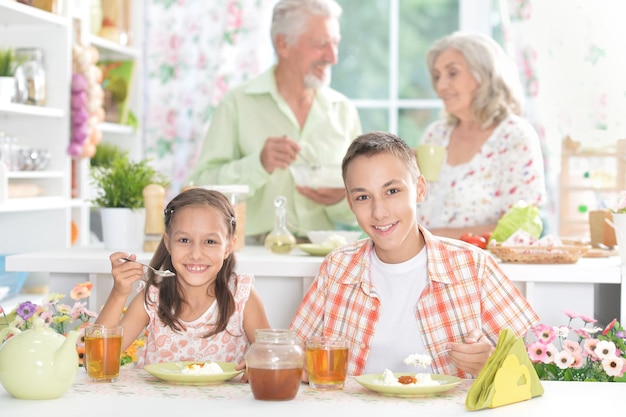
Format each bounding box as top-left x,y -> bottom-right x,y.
0,367 -> 619,416
5,245 -> 624,328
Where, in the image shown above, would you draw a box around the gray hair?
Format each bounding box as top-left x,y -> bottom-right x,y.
426,32 -> 524,128
271,0 -> 342,49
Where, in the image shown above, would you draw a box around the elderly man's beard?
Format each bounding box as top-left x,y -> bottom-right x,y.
304,64 -> 332,89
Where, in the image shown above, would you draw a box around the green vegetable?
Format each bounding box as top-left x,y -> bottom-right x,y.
490,201 -> 543,243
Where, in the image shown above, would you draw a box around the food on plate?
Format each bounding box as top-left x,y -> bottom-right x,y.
490,201 -> 543,244
397,375 -> 417,385
180,362 -> 224,375
375,368 -> 439,387
322,234 -> 348,248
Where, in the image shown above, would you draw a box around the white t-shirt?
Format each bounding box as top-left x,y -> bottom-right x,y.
362,247 -> 432,375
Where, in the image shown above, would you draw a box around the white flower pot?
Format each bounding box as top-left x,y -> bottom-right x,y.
100,207 -> 146,251
0,76 -> 15,104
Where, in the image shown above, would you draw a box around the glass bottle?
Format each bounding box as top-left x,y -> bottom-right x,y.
264,196 -> 296,254
245,329 -> 305,401
14,48 -> 46,106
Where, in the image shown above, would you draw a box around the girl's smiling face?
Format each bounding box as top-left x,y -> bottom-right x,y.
164,205 -> 234,289
344,152 -> 427,263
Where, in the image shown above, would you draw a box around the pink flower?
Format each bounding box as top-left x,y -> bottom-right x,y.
583,339 -> 599,358
579,314 -> 597,324
527,341 -> 547,362
533,324 -> 556,344
563,339 -> 582,355
571,353 -> 585,369
70,282 -> 93,300
563,309 -> 579,319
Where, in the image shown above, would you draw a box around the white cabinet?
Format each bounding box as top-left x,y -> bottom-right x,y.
0,0 -> 72,253
0,0 -> 143,254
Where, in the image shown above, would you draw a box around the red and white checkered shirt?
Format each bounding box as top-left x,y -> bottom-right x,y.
290,225 -> 539,378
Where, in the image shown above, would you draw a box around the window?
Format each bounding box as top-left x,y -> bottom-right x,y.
332,0 -> 495,147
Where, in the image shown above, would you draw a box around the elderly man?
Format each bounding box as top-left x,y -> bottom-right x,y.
187,0 -> 362,240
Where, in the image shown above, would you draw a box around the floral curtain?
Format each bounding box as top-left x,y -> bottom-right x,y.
143,0 -> 277,199
503,0 -> 626,232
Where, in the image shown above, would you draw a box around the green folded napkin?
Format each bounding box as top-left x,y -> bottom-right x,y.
466,328 -> 544,410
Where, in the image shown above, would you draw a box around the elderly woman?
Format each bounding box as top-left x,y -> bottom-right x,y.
416,32 -> 546,239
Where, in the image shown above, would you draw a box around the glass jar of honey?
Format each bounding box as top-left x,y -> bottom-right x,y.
245,329 -> 304,401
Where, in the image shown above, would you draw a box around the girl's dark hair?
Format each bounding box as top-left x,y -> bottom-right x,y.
144,187 -> 238,338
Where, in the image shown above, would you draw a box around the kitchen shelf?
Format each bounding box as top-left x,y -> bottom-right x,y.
559,136 -> 626,239
100,122 -> 135,135
0,103 -> 65,118
0,0 -> 68,26
0,196 -> 67,213
88,35 -> 139,60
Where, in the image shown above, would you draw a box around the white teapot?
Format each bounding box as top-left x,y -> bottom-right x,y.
0,317 -> 79,399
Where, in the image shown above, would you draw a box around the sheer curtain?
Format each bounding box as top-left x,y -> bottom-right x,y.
503,0 -> 626,232
143,0 -> 277,198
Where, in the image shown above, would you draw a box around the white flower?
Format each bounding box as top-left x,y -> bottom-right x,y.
542,343 -> 558,364
602,356 -> 625,377
553,326 -> 569,338
595,340 -> 617,360
554,350 -> 575,369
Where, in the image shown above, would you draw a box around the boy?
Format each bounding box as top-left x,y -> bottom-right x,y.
290,131 -> 539,379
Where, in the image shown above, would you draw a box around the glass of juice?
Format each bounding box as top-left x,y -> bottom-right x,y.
305,336 -> 349,390
84,324 -> 123,382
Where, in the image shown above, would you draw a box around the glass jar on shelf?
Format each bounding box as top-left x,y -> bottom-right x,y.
14,48 -> 46,106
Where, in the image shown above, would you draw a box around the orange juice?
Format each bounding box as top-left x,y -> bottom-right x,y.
85,333 -> 123,382
306,345 -> 348,390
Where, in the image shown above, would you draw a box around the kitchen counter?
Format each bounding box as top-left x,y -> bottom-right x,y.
6,245 -> 624,328
0,366 -> 619,416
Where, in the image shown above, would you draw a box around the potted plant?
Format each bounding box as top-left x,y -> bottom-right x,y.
91,153 -> 168,250
0,48 -> 16,103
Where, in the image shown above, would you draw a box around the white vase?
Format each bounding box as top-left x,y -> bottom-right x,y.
0,76 -> 15,104
100,207 -> 146,251
612,213 -> 626,265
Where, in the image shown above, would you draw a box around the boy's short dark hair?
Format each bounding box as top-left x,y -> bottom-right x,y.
342,131 -> 420,181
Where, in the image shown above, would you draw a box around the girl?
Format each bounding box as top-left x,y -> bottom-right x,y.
95,188 -> 270,373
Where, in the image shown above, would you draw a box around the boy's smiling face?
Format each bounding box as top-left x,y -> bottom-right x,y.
344,151 -> 427,263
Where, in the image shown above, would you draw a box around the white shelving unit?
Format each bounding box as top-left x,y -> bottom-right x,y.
559,136 -> 626,239
0,0 -> 72,254
0,0 -> 143,258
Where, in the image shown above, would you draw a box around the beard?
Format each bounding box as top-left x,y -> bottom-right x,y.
303,64 -> 332,89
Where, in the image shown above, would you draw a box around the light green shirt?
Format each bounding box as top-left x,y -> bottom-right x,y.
187,66 -> 362,236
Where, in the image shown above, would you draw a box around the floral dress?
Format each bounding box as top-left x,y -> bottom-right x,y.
416,114 -> 546,229
136,274 -> 253,368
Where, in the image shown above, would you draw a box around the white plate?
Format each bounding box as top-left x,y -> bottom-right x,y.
143,361 -> 243,385
355,373 -> 462,397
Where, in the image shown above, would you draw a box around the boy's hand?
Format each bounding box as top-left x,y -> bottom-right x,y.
447,328 -> 494,376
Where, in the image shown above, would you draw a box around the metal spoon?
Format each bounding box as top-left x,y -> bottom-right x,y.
121,257 -> 176,278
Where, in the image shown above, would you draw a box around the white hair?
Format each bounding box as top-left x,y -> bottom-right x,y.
426,32 -> 524,128
271,0 -> 342,49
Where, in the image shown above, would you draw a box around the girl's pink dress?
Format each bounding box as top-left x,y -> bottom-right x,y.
136,274 -> 253,368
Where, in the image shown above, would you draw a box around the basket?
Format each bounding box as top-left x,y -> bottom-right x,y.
0,254 -> 28,301
488,242 -> 591,264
